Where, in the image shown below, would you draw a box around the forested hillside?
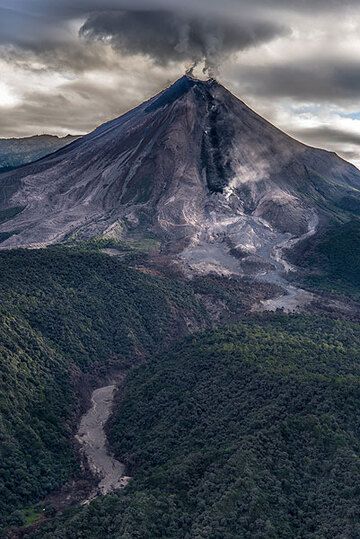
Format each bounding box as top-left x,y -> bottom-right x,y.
290,218 -> 360,298
0,246 -> 207,530
30,316 -> 360,539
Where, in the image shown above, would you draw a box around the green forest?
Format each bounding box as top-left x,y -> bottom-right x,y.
0,246 -> 208,530
1,235 -> 359,538
291,218 -> 360,298
29,315 -> 360,538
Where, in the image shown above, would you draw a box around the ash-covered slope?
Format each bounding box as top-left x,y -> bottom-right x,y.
0,75 -> 359,276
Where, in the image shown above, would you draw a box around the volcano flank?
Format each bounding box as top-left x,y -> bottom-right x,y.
0,75 -> 359,281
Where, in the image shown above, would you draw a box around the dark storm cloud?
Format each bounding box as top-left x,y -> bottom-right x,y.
0,1 -> 289,75
0,1 -> 354,78
4,0 -> 359,17
79,10 -> 288,72
0,6 -> 60,49
0,3 -> 288,73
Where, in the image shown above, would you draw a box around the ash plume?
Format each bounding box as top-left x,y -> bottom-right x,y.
79,9 -> 288,75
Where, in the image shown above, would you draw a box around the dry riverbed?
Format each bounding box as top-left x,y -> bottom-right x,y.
76,382 -> 130,504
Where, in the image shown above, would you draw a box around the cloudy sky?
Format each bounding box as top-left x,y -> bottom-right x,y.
1,0 -> 360,167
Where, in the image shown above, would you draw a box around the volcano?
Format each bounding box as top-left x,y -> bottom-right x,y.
0,75 -> 359,276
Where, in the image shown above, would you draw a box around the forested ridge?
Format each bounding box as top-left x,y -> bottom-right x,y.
290,218 -> 360,298
30,316 -> 360,539
0,247 -> 207,530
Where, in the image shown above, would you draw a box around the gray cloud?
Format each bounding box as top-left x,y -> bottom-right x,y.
4,0 -> 359,17
0,1 -> 356,80
237,61 -> 360,103
79,10 -> 288,73
0,2 -> 289,76
0,5 -> 72,50
293,127 -> 360,147
0,83 -> 130,137
285,126 -> 360,166
336,149 -> 360,162
3,42 -> 125,74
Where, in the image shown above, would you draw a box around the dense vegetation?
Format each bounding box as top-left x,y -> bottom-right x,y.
290,218 -> 360,298
0,246 -> 207,529
31,315 -> 360,538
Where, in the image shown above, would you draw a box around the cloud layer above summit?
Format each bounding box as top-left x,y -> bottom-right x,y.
1,0 -> 360,167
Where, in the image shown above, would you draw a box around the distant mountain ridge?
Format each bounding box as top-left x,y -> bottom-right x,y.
0,134 -> 80,173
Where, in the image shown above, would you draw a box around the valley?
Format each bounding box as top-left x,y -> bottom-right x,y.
0,246 -> 210,534
26,315 -> 360,539
0,236 -> 359,538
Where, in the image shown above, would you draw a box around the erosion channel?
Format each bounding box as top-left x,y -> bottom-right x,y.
76,381 -> 129,504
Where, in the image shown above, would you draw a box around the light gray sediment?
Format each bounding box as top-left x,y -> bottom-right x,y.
76,383 -> 130,504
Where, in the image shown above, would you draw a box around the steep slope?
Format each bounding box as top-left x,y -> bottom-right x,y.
0,75 -> 359,279
29,316 -> 360,539
0,246 -> 207,530
289,218 -> 360,299
0,134 -> 80,173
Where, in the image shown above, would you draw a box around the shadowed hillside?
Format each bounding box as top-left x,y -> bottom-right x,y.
0,246 -> 207,531
29,316 -> 360,539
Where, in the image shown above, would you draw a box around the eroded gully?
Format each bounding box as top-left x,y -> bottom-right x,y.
76,381 -> 130,505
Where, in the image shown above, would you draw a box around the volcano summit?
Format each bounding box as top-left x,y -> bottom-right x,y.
0,75 -> 359,278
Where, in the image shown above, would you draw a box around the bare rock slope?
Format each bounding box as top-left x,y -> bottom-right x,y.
0,75 -> 359,277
